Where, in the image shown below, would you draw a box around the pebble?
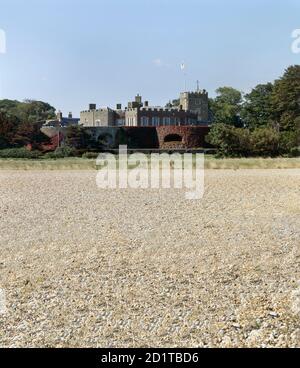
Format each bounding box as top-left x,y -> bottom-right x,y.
0,169 -> 299,347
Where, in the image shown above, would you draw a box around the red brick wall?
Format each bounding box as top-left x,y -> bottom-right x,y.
40,126 -> 211,151
156,126 -> 210,149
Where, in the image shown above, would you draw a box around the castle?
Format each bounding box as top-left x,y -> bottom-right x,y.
44,111 -> 80,128
42,89 -> 212,151
80,89 -> 209,128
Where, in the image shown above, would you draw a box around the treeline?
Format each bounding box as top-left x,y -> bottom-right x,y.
0,99 -> 55,149
0,65 -> 299,158
207,65 -> 300,157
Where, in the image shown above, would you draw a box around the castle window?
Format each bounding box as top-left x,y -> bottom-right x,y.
141,116 -> 149,126
163,117 -> 171,126
127,117 -> 136,126
152,117 -> 160,126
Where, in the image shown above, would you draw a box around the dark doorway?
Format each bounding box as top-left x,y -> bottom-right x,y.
164,134 -> 183,143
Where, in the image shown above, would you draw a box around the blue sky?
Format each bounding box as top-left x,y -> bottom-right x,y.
0,0 -> 299,116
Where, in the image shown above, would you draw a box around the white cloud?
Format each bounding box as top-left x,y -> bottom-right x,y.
153,58 -> 163,67
152,58 -> 170,68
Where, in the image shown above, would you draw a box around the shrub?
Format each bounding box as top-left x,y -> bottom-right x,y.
289,147 -> 300,157
65,126 -> 92,150
206,124 -> 251,157
0,147 -> 43,159
44,146 -> 76,159
207,124 -> 282,157
278,130 -> 300,156
250,127 -> 280,156
82,152 -> 99,159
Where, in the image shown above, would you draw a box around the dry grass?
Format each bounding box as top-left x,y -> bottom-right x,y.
0,158 -> 96,170
204,156 -> 300,169
0,156 -> 299,170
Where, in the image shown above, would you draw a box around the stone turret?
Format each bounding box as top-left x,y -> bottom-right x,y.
179,90 -> 209,122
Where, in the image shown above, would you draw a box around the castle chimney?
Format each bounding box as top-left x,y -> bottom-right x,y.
68,112 -> 73,119
144,101 -> 149,107
116,103 -> 122,110
89,104 -> 96,110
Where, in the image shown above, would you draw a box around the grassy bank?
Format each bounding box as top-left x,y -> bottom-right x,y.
0,156 -> 299,170
204,156 -> 300,169
0,158 -> 96,170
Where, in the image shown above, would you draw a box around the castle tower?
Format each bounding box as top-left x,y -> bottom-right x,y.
135,94 -> 142,105
56,110 -> 63,122
180,89 -> 209,123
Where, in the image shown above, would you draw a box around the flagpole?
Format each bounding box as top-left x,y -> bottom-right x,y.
181,62 -> 187,91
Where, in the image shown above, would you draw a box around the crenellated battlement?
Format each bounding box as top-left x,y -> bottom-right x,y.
179,90 -> 209,122
180,90 -> 208,98
140,107 -> 182,113
80,89 -> 209,127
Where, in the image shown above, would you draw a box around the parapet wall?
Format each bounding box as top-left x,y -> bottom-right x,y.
41,126 -> 211,150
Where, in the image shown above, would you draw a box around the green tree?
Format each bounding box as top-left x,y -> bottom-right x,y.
0,99 -> 56,124
206,124 -> 281,157
0,99 -> 56,149
0,112 -> 16,148
250,127 -> 279,156
278,128 -> 300,156
17,100 -> 56,123
241,83 -> 274,129
271,65 -> 300,131
210,87 -> 243,126
206,123 -> 251,156
65,126 -> 92,150
12,121 -> 49,148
